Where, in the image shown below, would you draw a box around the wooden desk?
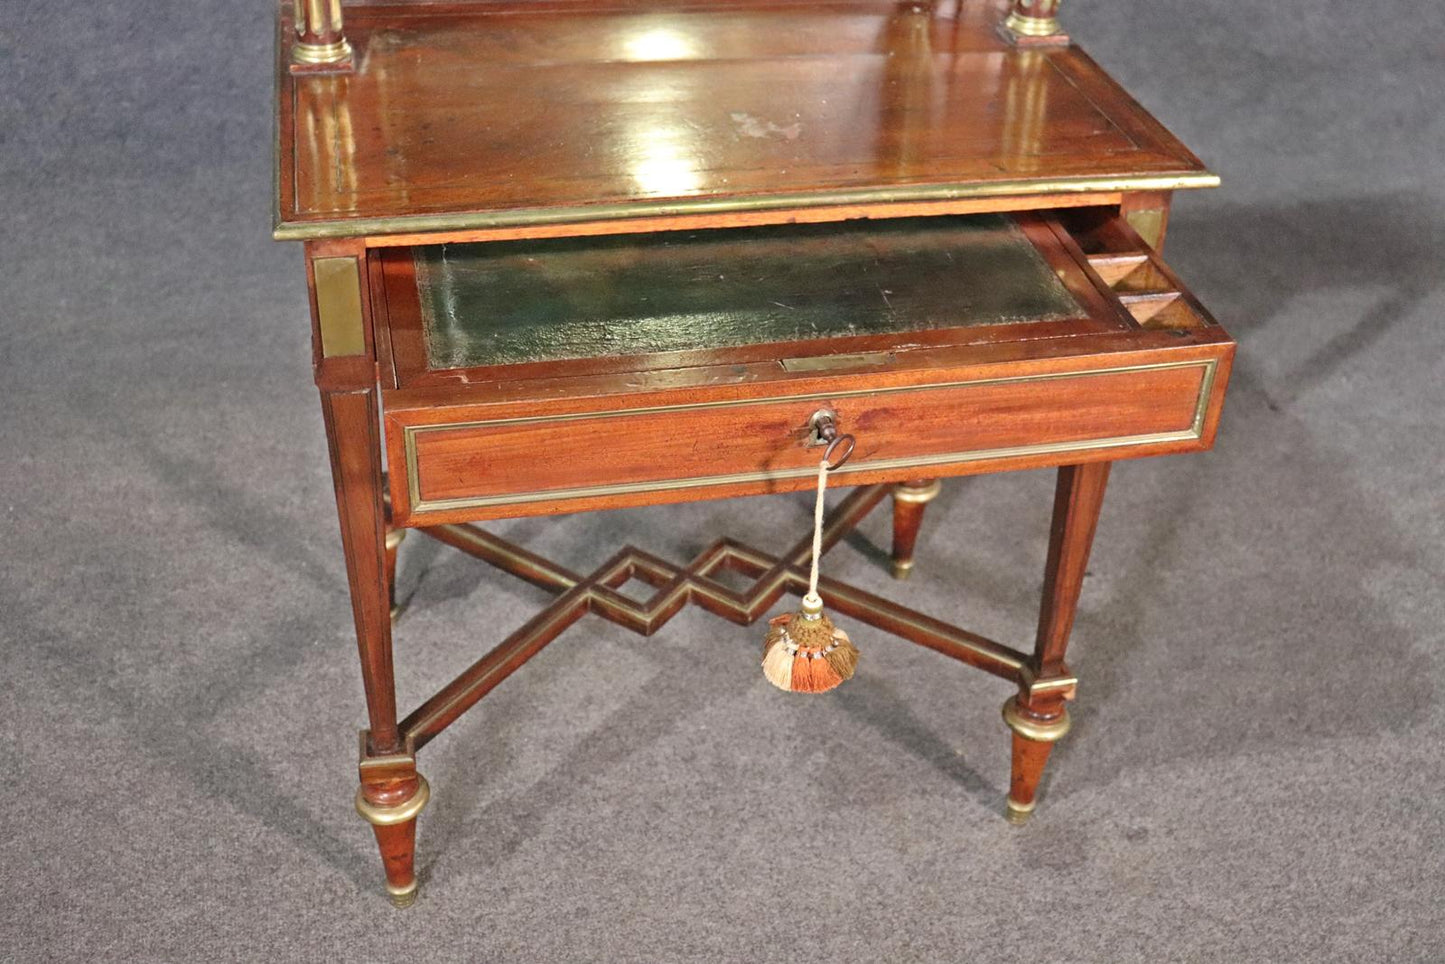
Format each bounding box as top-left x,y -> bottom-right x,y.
274,0 -> 1233,907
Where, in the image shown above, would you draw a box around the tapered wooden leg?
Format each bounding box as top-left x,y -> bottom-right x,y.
890,479 -> 941,580
356,735 -> 429,908
1004,461 -> 1110,822
321,386 -> 428,903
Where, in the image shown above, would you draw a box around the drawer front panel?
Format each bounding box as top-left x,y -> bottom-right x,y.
392,358 -> 1217,521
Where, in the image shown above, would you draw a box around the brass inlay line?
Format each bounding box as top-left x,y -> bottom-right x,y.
274,173 -> 1222,241
401,359 -> 1218,515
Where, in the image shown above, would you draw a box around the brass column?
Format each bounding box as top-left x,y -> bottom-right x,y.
292,0 -> 353,69
1002,0 -> 1069,45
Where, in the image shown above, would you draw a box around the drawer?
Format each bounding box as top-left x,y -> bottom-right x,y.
379,212 -> 1233,524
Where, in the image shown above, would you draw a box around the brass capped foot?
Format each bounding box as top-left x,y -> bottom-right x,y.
890,479 -> 941,579
356,771 -> 429,908
387,879 -> 419,908
1005,797 -> 1036,825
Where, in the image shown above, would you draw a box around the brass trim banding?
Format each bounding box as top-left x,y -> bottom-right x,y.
402,359 -> 1218,516
1002,696 -> 1072,743
355,775 -> 431,827
273,173 -> 1222,241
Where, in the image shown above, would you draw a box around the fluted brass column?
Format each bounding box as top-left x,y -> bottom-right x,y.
1002,0 -> 1069,45
292,0 -> 353,69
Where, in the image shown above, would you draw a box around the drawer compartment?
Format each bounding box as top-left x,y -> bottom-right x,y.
392,357 -> 1218,521
378,211 -> 1234,524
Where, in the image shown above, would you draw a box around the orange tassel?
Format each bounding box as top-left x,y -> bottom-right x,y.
760,598 -> 859,694
760,456 -> 860,693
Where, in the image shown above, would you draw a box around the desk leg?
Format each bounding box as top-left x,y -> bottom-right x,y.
890,479 -> 942,580
321,387 -> 428,905
1003,461 -> 1110,823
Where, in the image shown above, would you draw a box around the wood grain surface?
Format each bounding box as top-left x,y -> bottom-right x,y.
276,1 -> 1213,239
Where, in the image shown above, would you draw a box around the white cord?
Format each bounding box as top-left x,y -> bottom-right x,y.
805,457 -> 828,608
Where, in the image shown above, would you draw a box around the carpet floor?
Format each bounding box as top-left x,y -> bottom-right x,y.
2,1 -> 1442,960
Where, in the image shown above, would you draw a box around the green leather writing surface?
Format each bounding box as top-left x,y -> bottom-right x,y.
414,215 -> 1082,370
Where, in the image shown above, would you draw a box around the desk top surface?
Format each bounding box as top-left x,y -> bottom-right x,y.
275,0 -> 1214,240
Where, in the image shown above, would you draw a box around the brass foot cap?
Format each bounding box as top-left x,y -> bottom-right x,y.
1005,798 -> 1036,825
891,560 -> 915,581
387,880 -> 418,908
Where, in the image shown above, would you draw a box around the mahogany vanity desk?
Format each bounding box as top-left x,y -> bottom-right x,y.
274,0 -> 1234,906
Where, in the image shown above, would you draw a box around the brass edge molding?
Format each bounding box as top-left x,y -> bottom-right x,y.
1002,696 -> 1072,743
355,775 -> 431,827
401,359 -> 1218,516
892,479 -> 944,504
273,173 -> 1223,241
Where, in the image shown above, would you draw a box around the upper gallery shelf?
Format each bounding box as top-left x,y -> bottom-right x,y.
275,1 -> 1216,240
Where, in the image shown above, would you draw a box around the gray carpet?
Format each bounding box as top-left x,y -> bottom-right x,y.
3,1 -> 1443,960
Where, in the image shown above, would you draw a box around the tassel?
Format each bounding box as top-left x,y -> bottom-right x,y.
761,456 -> 860,694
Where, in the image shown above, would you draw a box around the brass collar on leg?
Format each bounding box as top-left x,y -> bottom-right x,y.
1002,696 -> 1072,743
356,775 -> 431,827
1003,12 -> 1061,37
891,480 -> 943,505
292,38 -> 352,66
